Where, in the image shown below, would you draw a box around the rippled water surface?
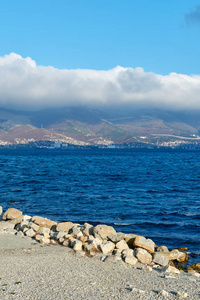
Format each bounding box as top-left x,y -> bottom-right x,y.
0,148 -> 199,264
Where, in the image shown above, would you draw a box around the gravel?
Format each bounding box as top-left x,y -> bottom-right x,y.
0,235 -> 200,299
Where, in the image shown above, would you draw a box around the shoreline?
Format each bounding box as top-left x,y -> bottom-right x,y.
0,207 -> 200,299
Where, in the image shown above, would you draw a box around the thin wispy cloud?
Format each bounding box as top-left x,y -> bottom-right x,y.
0,53 -> 200,111
185,6 -> 200,25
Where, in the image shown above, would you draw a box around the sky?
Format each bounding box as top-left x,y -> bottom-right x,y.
0,0 -> 200,111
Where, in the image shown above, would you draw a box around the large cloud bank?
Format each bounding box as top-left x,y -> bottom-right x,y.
0,53 -> 200,111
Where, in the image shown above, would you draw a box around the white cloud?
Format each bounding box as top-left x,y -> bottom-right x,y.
0,52 -> 200,111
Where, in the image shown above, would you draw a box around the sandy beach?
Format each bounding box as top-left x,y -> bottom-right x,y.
0,234 -> 199,300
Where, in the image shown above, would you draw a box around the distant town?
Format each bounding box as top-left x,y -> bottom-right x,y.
1,139 -> 200,150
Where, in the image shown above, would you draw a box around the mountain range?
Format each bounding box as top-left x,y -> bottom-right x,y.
0,106 -> 200,146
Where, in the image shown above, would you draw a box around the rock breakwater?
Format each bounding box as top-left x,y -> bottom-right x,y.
0,206 -> 199,275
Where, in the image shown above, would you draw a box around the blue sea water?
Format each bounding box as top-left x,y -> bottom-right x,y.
0,148 -> 199,265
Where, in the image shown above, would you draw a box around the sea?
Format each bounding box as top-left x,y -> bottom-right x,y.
0,148 -> 199,265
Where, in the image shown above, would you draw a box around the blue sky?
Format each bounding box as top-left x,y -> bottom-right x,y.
0,1 -> 200,111
0,0 -> 199,74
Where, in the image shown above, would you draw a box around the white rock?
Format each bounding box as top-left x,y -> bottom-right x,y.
93,224 -> 116,240
25,228 -> 35,237
63,240 -> 69,247
131,288 -> 145,294
193,272 -> 200,278
158,290 -> 170,298
50,239 -> 58,245
29,222 -> 39,232
0,206 -> 2,215
38,226 -> 50,235
73,240 -> 83,251
104,255 -> 121,263
40,237 -> 50,244
116,239 -> 129,251
82,223 -> 94,236
145,266 -> 153,272
124,256 -> 138,265
22,215 -> 32,221
153,252 -> 169,266
122,249 -> 134,257
163,265 -> 180,274
0,222 -> 15,231
100,242 -> 115,254
135,248 -> 152,265
176,292 -> 188,299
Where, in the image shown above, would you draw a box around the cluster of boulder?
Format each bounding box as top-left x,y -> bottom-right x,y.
0,207 -> 199,274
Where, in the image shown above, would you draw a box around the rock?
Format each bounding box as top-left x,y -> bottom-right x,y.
193,272 -> 200,278
84,242 -> 99,253
40,237 -> 50,244
171,249 -> 188,262
35,234 -> 50,244
163,265 -> 180,274
63,240 -> 69,247
0,221 -> 15,231
16,220 -> 29,232
124,256 -> 138,265
185,266 -> 196,273
158,251 -> 179,261
93,225 -> 116,240
145,265 -> 153,272
158,290 -> 170,298
79,236 -> 88,243
116,240 -> 129,251
177,247 -> 188,251
123,233 -> 138,248
37,226 -> 50,236
25,228 -> 35,237
3,208 -> 23,220
107,232 -> 124,243
29,222 -> 39,232
10,216 -> 23,225
76,232 -> 83,238
156,246 -> 169,252
153,253 -> 169,267
131,288 -> 145,294
133,236 -> 155,253
32,216 -> 56,229
0,206 -> 2,215
59,237 -> 65,243
82,223 -> 94,236
56,222 -> 73,233
104,255 -> 121,263
50,239 -> 58,245
100,242 -> 115,254
190,263 -> 200,272
22,215 -> 32,221
113,249 -> 122,256
122,249 -> 134,258
134,248 -> 152,265
73,240 -> 83,251
176,292 -> 188,299
70,225 -> 83,236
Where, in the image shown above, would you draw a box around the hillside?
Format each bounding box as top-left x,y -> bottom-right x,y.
0,106 -> 200,146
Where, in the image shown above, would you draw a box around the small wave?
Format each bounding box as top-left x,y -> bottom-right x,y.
160,211 -> 200,217
114,223 -> 131,226
187,251 -> 200,256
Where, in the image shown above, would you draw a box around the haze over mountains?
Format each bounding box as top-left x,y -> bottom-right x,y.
1,106 -> 200,146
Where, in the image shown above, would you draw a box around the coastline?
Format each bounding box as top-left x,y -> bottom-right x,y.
0,207 -> 200,299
